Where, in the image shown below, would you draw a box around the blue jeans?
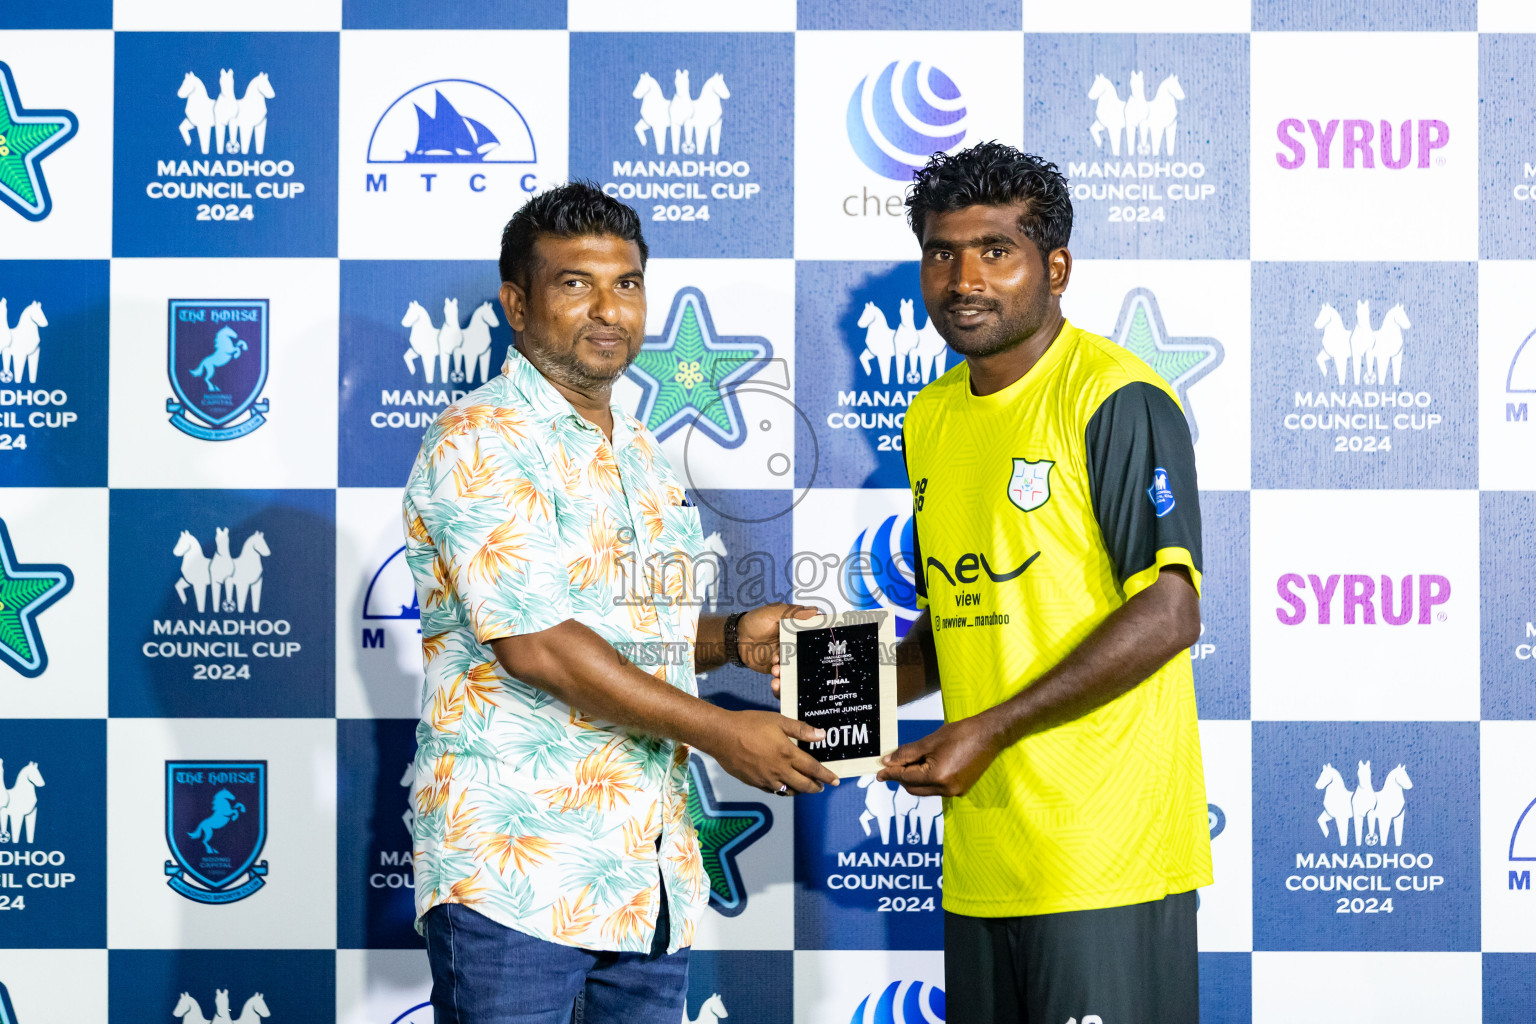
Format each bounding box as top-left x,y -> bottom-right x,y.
423,900 -> 689,1024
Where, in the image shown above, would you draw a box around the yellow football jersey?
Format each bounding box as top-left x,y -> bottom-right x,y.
904,319 -> 1213,917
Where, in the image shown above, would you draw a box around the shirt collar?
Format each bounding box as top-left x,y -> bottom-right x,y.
500,344 -> 641,443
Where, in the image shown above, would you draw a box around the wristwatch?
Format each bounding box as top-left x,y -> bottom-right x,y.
723,611 -> 747,668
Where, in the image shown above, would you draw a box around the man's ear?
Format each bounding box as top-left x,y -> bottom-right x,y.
499,280 -> 527,334
1047,247 -> 1073,297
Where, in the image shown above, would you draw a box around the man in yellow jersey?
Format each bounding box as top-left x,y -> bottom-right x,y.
876,142 -> 1213,1023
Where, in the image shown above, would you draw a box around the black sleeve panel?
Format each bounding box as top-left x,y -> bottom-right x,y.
902,437 -> 927,601
1084,381 -> 1203,586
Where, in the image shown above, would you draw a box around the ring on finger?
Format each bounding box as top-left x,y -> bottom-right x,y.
775,783 -> 789,796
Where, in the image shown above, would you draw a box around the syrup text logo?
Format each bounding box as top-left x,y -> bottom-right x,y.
1276,119 -> 1449,169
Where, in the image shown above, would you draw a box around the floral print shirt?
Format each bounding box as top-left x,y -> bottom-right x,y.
402,344 -> 708,953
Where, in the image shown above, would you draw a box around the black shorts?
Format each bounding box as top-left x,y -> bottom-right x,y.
944,891 -> 1199,1024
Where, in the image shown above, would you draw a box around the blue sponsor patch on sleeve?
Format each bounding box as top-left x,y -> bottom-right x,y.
1147,466 -> 1176,518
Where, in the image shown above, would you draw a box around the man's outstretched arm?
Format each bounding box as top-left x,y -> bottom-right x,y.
876,565 -> 1198,798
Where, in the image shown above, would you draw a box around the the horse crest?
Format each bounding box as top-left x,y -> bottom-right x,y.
1007,458 -> 1054,513
166,299 -> 270,441
164,761 -> 269,904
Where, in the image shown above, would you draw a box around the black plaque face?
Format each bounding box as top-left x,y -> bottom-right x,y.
794,619 -> 882,762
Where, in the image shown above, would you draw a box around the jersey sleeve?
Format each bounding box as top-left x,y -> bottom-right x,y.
1084,381 -> 1203,598
903,437 -> 929,610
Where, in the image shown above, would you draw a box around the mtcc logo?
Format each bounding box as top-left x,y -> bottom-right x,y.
1287,298 -> 1438,451
154,67 -> 301,218
847,61 -> 966,181
164,761 -> 269,904
365,80 -> 538,196
0,60 -> 78,222
1509,795 -> 1536,892
166,299 -> 271,441
1504,327 -> 1536,425
0,518 -> 73,678
606,69 -> 757,220
172,988 -> 271,1024
849,980 -> 945,1024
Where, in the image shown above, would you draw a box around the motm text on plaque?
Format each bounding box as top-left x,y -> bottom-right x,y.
779,609 -> 897,778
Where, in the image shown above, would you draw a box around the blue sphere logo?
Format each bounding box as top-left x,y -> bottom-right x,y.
846,61 -> 967,181
850,981 -> 946,1024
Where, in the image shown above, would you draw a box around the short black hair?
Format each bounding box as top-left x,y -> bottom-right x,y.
905,142 -> 1073,265
498,181 -> 648,287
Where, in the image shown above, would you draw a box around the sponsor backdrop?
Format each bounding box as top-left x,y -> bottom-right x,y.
0,1 -> 1533,1022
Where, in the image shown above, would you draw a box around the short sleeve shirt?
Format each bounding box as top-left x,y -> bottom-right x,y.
904,320 -> 1213,917
402,344 -> 709,953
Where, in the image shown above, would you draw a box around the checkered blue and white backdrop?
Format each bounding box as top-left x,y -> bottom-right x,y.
2,0 -> 1535,1021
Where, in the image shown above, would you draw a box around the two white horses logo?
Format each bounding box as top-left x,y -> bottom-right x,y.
1316,760 -> 1413,847
0,298 -> 46,385
856,298 -> 948,386
1088,72 -> 1184,157
681,993 -> 728,1024
0,759 -> 44,844
858,775 -> 943,846
174,528 -> 270,614
177,70 -> 275,156
172,988 -> 271,1024
1314,300 -> 1411,386
633,69 -> 730,156
401,298 -> 500,386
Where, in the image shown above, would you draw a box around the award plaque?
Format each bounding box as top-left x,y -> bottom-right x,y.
779,609 -> 898,778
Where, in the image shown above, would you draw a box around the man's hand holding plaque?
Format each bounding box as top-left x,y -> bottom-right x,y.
776,609 -> 899,778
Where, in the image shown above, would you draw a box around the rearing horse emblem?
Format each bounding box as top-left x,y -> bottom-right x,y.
166,299 -> 270,441
165,760 -> 269,904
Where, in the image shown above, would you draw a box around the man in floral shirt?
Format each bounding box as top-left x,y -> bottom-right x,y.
403,183 -> 836,1024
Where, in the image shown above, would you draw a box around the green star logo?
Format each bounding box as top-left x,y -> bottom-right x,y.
626,287 -> 770,448
0,519 -> 74,678
0,62 -> 77,222
1110,287 -> 1224,442
686,755 -> 771,916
